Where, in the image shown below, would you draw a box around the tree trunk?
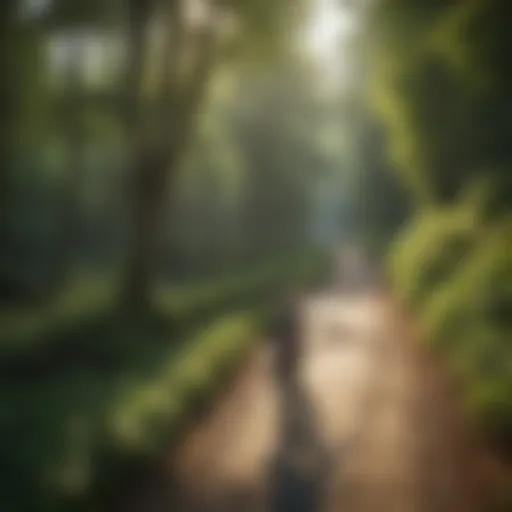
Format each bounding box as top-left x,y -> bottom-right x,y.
124,147 -> 170,306
51,38 -> 87,294
124,11 -> 217,307
121,0 -> 156,306
0,2 -> 20,259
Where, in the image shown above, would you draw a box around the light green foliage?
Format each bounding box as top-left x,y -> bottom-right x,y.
109,313 -> 254,456
388,201 -> 479,307
387,196 -> 512,449
421,218 -> 511,340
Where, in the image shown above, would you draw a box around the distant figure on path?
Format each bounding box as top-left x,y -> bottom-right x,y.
336,245 -> 367,290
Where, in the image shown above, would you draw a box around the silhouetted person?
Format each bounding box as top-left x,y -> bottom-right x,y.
268,298 -> 333,512
269,382 -> 332,512
271,289 -> 302,387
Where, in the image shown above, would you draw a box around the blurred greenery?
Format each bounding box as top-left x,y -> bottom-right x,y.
2,0 -> 512,508
1,2 -> 335,509
367,0 -> 512,473
1,312 -> 254,511
0,250 -> 326,511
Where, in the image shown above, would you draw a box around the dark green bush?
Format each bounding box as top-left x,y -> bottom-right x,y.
0,249 -> 326,511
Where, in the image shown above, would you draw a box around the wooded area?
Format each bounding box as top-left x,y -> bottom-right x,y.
0,0 -> 510,510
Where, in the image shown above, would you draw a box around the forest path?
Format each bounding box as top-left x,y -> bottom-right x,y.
115,264 -> 482,512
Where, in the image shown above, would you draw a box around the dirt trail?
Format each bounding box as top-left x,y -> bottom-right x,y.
116,287 -> 484,512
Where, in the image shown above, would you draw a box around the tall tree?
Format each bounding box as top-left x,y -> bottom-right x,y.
0,0 -> 48,298
123,0 -> 306,306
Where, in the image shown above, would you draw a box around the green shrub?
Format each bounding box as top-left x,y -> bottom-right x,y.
388,200 -> 512,452
421,219 -> 511,342
388,203 -> 480,307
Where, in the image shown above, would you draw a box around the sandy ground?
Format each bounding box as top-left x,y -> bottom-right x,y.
113,284 -> 484,512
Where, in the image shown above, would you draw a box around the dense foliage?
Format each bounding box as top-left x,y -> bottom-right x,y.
367,0 -> 512,476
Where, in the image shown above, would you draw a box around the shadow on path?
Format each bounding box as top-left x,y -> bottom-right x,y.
268,372 -> 334,512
